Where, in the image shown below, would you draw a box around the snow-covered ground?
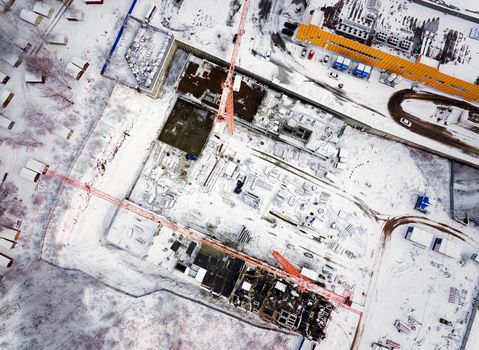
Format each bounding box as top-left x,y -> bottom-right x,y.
0,260 -> 300,350
358,226 -> 479,350
1,0 -> 479,349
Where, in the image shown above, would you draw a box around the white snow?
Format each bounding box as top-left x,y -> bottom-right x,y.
1,0 -> 479,349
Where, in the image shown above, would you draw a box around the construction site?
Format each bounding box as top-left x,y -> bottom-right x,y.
1,1 -> 479,349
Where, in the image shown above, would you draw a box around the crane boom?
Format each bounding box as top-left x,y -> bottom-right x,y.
45,169 -> 359,314
215,0 -> 250,134
272,250 -> 303,279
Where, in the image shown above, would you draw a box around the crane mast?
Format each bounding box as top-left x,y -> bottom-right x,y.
215,0 -> 250,134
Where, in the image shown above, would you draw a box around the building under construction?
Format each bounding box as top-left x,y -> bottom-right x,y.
231,266 -> 334,342
174,245 -> 333,342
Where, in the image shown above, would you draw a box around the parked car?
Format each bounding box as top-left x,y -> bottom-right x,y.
300,48 -> 307,59
322,55 -> 330,65
281,28 -> 294,37
328,71 -> 339,79
284,22 -> 298,30
307,49 -> 315,60
400,117 -> 412,127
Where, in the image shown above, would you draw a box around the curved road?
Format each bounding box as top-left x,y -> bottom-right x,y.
388,89 -> 479,155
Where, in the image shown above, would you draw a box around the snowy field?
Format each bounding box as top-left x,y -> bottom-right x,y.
0,260 -> 300,350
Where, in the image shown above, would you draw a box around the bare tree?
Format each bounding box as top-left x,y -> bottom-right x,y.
0,181 -> 27,223
5,131 -> 44,151
24,50 -> 75,108
23,105 -> 57,136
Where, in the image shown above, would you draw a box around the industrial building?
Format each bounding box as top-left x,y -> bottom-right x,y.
296,22 -> 479,101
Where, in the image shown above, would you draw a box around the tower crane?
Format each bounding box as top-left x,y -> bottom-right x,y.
215,0 -> 250,134
45,170 -> 359,314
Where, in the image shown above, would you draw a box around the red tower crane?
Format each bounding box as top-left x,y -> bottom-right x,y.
215,0 -> 250,134
45,170 -> 359,314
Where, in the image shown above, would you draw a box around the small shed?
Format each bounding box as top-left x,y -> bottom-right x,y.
20,9 -> 42,26
0,115 -> 15,129
145,5 -> 157,21
13,38 -> 31,51
66,9 -> 84,21
25,71 -> 45,83
433,238 -> 462,260
19,167 -> 40,182
45,33 -> 68,46
64,62 -> 84,80
33,2 -> 54,18
1,89 -> 14,108
26,159 -> 49,174
404,226 -> 434,248
55,126 -> 73,140
0,226 -> 20,241
0,71 -> 10,84
0,238 -> 15,250
85,0 -> 104,4
1,53 -> 22,68
71,56 -> 89,70
0,253 -> 13,268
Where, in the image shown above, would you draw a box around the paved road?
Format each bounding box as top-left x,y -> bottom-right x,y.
388,89 -> 479,155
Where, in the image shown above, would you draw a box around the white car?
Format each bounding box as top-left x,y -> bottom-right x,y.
328,71 -> 339,79
400,118 -> 412,127
322,55 -> 330,65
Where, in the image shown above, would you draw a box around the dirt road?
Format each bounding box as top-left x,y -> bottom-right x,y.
388,89 -> 479,155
